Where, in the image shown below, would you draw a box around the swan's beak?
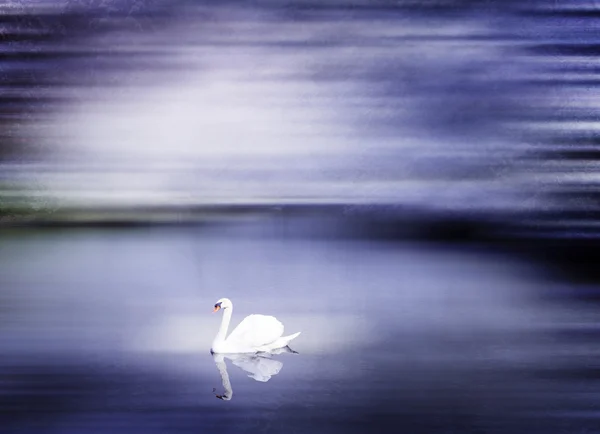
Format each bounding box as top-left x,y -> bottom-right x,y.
213,305 -> 221,313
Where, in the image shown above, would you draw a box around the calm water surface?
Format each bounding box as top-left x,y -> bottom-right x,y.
1,220 -> 600,433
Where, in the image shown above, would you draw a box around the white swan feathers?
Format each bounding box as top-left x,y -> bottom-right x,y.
211,298 -> 301,354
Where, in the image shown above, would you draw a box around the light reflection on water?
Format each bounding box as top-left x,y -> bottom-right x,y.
2,220 -> 600,433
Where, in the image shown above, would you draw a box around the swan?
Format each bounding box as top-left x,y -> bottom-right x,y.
210,298 -> 301,354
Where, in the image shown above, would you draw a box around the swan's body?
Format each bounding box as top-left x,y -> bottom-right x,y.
211,298 -> 301,354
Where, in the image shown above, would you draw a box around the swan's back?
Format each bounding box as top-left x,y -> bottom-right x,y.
226,314 -> 284,349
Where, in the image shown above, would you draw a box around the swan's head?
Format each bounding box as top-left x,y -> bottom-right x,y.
213,298 -> 232,313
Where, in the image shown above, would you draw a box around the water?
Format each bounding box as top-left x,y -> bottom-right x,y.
4,5 -> 600,431
2,219 -> 600,433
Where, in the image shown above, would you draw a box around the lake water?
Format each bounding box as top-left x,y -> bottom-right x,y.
3,2 -> 600,432
2,218 -> 600,433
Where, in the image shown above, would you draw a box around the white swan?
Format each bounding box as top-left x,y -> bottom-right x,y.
210,298 -> 301,354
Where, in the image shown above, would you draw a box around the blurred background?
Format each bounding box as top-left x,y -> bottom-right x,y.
3,0 -> 600,433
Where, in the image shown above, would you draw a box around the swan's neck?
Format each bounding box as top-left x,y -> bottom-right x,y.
214,308 -> 233,346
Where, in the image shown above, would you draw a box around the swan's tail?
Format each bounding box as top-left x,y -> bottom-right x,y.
282,331 -> 301,345
257,331 -> 301,352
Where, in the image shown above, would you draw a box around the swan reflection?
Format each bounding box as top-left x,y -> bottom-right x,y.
212,347 -> 296,401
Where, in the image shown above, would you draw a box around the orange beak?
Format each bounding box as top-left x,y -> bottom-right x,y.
212,305 -> 221,313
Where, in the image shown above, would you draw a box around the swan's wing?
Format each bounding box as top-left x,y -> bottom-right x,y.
230,354 -> 283,382
226,314 -> 284,349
